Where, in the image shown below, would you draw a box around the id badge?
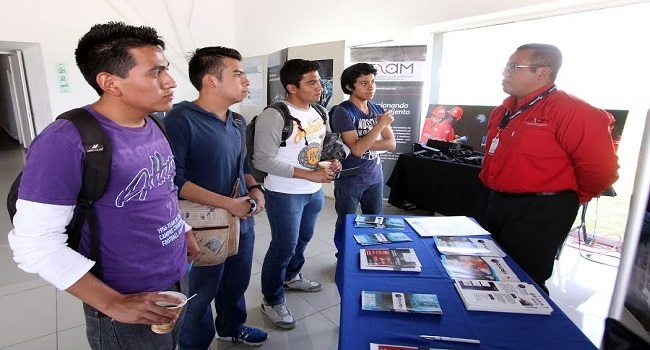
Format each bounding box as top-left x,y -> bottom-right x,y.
488,137 -> 499,154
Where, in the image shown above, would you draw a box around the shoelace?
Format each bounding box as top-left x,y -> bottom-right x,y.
273,304 -> 291,317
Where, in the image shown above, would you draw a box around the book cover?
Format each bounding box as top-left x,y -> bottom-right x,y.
360,248 -> 422,272
354,215 -> 405,230
362,291 -> 442,314
355,214 -> 384,224
442,255 -> 519,281
354,232 -> 412,245
434,236 -> 506,257
454,280 -> 553,315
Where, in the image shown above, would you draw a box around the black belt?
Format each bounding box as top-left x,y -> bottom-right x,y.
492,190 -> 574,197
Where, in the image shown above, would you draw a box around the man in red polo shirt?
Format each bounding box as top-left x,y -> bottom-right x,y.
479,43 -> 619,294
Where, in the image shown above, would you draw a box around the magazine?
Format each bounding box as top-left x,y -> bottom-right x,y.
362,291 -> 442,314
433,236 -> 506,257
355,215 -> 406,230
360,248 -> 422,272
354,232 -> 412,245
405,216 -> 490,237
441,255 -> 519,281
454,280 -> 553,315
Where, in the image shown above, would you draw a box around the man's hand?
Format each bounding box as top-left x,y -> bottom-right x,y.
248,188 -> 265,215
104,292 -> 183,325
377,110 -> 395,128
310,168 -> 334,183
228,196 -> 254,219
185,229 -> 199,263
326,159 -> 342,172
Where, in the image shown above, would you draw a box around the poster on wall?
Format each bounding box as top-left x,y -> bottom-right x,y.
267,65 -> 285,105
419,104 -> 494,153
350,45 -> 427,196
242,62 -> 263,107
315,59 -> 334,110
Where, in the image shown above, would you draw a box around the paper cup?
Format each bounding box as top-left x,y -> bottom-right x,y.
150,291 -> 186,334
318,161 -> 332,169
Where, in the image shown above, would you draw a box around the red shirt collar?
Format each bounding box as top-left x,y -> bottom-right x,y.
505,83 -> 556,111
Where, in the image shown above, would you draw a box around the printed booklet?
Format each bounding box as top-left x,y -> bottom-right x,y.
354,232 -> 412,245
360,248 -> 422,272
441,255 -> 519,281
355,215 -> 406,230
361,291 -> 442,314
370,344 -> 433,350
454,280 -> 553,315
433,236 -> 506,257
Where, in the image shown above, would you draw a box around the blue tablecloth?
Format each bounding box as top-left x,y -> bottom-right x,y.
335,215 -> 597,350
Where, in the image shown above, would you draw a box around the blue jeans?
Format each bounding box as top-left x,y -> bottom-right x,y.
333,182 -> 383,251
178,225 -> 255,350
261,189 -> 325,305
84,273 -> 189,350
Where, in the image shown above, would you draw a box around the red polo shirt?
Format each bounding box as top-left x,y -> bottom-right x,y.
479,84 -> 619,203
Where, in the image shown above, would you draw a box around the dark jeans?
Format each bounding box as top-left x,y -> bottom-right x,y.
83,272 -> 189,350
486,191 -> 579,295
333,182 -> 384,251
261,189 -> 324,305
178,226 -> 255,350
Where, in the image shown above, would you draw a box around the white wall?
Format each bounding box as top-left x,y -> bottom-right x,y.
0,0 -> 236,131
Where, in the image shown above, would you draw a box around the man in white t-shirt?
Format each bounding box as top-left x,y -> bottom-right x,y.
253,59 -> 341,329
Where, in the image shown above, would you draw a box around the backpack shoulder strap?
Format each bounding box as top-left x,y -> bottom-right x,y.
267,102 -> 297,147
147,114 -> 172,151
310,103 -> 328,125
56,108 -> 111,280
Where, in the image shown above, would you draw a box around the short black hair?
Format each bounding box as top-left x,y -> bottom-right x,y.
188,46 -> 242,90
517,43 -> 562,81
340,63 -> 377,95
280,59 -> 321,93
74,21 -> 165,95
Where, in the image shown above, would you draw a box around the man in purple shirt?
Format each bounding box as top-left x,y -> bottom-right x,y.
8,22 -> 199,350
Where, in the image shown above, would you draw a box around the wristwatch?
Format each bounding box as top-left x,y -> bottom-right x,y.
247,184 -> 265,193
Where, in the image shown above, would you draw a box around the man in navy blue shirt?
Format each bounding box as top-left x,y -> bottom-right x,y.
164,47 -> 268,348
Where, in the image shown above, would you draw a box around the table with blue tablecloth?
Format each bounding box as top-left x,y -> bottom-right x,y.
335,214 -> 596,350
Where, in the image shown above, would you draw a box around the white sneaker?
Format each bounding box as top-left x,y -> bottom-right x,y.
261,299 -> 296,329
283,273 -> 322,292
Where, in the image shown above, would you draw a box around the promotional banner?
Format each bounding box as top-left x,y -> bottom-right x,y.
267,49 -> 288,105
350,45 -> 427,196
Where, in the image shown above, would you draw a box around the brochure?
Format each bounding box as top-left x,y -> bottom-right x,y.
454,280 -> 553,315
433,236 -> 506,257
441,255 -> 519,281
362,291 -> 442,314
355,215 -> 406,230
360,248 -> 422,272
354,232 -> 412,245
405,216 -> 490,237
370,344 -> 432,350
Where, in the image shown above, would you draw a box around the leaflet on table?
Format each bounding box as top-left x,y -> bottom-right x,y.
354,232 -> 412,245
433,236 -> 506,257
360,248 -> 422,272
405,216 -> 490,237
362,291 -> 442,314
441,255 -> 519,281
355,215 -> 406,230
454,280 -> 553,315
370,344 -> 437,350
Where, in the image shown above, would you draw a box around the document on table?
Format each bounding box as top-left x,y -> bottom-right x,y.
405,216 -> 490,237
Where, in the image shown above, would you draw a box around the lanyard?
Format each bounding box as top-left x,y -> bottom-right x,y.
499,85 -> 556,129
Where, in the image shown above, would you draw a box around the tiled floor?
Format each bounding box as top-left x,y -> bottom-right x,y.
0,147 -> 621,349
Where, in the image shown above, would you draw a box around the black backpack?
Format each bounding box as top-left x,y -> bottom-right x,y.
246,102 -> 327,182
6,108 -> 170,279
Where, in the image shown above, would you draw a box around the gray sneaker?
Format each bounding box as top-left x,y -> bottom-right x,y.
261,299 -> 296,329
283,273 -> 323,292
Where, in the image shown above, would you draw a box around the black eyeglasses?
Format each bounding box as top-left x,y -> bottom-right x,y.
503,64 -> 544,74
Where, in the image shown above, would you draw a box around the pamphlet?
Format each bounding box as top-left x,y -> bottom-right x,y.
369,344 -> 431,350
354,232 -> 412,245
454,280 -> 553,315
362,291 -> 442,314
405,216 -> 490,237
355,215 -> 406,230
441,255 -> 519,281
360,248 -> 422,272
433,236 -> 506,257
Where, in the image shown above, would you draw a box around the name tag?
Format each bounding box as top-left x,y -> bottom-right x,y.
488,137 -> 499,155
